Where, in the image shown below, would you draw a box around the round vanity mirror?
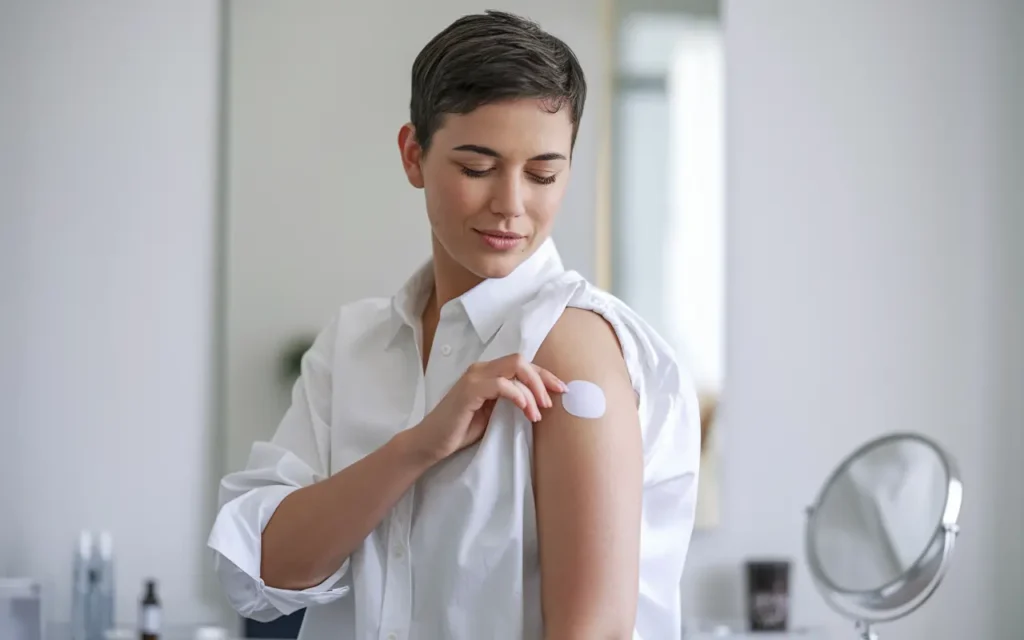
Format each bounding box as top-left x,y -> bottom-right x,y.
804,433 -> 962,639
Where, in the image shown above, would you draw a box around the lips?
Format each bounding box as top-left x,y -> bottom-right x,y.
475,230 -> 524,239
475,229 -> 526,251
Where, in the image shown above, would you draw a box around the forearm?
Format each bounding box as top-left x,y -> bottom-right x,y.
260,429 -> 435,590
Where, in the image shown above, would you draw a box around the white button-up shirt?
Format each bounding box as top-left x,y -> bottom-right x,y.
208,239 -> 700,640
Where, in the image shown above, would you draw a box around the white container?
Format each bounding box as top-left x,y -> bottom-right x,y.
0,578 -> 45,640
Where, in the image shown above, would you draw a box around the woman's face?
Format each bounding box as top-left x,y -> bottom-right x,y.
399,98 -> 574,279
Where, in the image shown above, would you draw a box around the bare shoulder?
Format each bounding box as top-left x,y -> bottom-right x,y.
534,306 -> 630,388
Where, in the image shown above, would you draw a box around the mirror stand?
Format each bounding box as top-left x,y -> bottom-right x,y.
855,620 -> 878,640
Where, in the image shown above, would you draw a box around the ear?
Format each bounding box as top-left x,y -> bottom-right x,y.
398,123 -> 425,189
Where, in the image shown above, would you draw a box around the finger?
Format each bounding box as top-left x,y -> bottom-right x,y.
490,353 -> 529,379
493,377 -> 530,414
513,378 -> 542,422
514,361 -> 552,410
532,364 -> 569,394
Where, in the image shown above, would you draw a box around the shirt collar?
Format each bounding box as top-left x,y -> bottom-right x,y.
388,237 -> 565,345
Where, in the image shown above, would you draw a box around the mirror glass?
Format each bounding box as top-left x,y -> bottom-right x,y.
610,0 -> 724,529
810,437 -> 948,593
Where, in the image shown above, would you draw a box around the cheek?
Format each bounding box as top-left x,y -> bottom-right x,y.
528,184 -> 566,227
427,171 -> 488,223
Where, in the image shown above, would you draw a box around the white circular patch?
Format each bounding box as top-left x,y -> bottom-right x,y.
561,380 -> 606,419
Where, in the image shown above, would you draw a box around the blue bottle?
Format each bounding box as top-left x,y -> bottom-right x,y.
92,532 -> 116,640
70,531 -> 94,640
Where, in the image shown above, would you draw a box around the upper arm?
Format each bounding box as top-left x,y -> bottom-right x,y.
532,307 -> 643,639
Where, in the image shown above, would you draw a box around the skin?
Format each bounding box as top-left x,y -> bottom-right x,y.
262,98 -> 642,639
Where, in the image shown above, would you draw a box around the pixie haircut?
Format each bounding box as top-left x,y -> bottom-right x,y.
409,10 -> 587,153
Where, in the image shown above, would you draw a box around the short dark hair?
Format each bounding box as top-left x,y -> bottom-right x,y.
410,10 -> 587,153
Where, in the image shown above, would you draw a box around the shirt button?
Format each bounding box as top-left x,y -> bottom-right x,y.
393,546 -> 404,559
387,634 -> 397,640
440,344 -> 452,356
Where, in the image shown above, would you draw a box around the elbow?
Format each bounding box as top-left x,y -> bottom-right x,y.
259,535 -> 316,591
259,532 -> 289,589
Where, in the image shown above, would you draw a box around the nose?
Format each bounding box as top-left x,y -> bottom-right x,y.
489,173 -> 526,219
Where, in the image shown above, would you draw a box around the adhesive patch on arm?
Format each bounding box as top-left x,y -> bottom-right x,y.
561,380 -> 606,419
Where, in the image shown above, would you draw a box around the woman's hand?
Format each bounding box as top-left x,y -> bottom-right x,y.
410,353 -> 568,463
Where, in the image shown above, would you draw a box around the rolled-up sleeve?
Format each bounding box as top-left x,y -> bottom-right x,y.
207,316 -> 350,621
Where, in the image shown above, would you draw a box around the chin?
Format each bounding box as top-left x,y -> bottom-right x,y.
467,253 -> 521,279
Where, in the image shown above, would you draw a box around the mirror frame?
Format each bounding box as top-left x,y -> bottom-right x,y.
804,432 -> 963,634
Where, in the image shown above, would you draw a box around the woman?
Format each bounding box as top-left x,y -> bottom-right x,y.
208,11 -> 701,639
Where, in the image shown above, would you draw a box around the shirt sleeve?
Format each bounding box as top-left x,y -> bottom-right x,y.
570,289 -> 701,638
635,357 -> 701,636
206,316 -> 351,621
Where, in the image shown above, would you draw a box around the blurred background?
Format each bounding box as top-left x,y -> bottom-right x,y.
1,0 -> 1021,639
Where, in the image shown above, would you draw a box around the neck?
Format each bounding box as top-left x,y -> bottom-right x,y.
427,234 -> 484,316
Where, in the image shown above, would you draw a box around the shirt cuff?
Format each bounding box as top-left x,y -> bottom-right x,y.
207,485 -> 350,620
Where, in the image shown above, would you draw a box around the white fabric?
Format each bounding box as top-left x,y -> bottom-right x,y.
207,239 -> 701,640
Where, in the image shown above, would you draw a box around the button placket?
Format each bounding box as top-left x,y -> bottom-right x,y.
378,486 -> 415,640
426,317 -> 463,410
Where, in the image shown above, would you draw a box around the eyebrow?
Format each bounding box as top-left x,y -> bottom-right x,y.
452,144 -> 566,162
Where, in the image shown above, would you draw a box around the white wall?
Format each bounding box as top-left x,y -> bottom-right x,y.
689,0 -> 1023,637
0,0 -> 225,628
224,0 -> 607,471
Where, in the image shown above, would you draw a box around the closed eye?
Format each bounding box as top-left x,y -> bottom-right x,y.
460,166 -> 493,178
459,165 -> 558,185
